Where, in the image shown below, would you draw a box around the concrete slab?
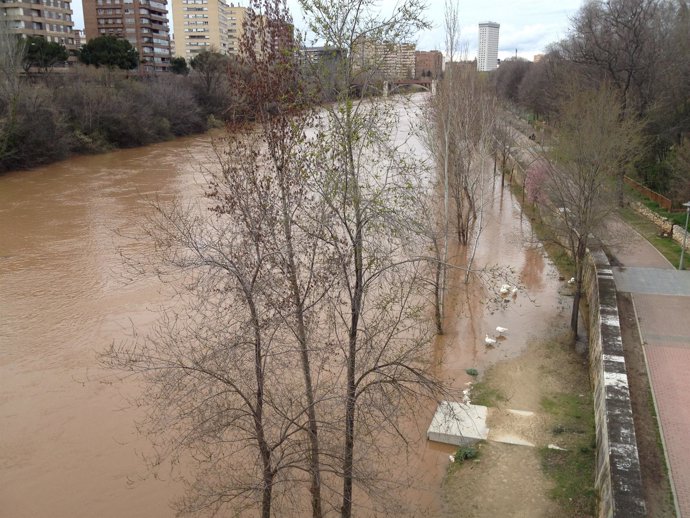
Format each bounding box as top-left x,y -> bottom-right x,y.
427,401 -> 489,446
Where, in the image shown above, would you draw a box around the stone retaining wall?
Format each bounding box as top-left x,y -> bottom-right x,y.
672,223 -> 689,251
630,201 -> 689,252
505,127 -> 647,516
583,248 -> 646,518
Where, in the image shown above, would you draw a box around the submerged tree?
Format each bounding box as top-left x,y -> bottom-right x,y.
298,2 -> 445,516
105,1 -> 444,517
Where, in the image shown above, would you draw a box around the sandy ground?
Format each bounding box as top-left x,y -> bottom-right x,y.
440,319 -> 593,518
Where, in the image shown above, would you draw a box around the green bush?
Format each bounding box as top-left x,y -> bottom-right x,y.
453,445 -> 479,463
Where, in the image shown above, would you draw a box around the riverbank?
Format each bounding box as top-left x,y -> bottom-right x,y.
442,321 -> 595,517
0,63 -> 276,174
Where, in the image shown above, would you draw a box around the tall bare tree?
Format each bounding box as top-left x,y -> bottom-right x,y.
298,2 -> 445,517
542,84 -> 642,336
0,21 -> 25,162
561,0 -> 662,205
418,0 -> 462,334
107,1 -> 446,516
235,2 -> 328,515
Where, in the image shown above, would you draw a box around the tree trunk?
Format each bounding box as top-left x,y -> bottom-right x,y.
571,242 -> 587,337
434,256 -> 444,334
341,127 -> 364,518
341,221 -> 363,518
278,176 -> 324,518
247,294 -> 273,518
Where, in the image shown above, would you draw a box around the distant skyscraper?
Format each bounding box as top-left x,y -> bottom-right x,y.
477,21 -> 499,72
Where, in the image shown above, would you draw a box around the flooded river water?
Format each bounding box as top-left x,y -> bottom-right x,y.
0,95 -> 565,517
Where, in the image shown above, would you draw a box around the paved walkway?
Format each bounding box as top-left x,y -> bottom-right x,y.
607,216 -> 690,518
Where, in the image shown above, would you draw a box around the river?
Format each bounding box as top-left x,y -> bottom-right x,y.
0,95 -> 564,517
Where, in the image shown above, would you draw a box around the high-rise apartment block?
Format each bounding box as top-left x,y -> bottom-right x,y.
171,0 -> 247,59
83,0 -> 172,71
477,21 -> 499,72
1,0 -> 76,49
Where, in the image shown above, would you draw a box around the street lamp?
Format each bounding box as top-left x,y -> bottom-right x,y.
679,201 -> 690,270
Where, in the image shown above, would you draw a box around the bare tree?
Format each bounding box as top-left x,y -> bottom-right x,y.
541,84 -> 642,337
561,0 -> 662,205
444,0 -> 461,65
0,20 -> 25,162
298,2 -> 446,517
417,0 -> 462,334
492,113 -> 517,189
105,2 -> 331,516
235,2 -> 328,515
106,1 -> 446,517
437,67 -> 495,247
563,0 -> 662,117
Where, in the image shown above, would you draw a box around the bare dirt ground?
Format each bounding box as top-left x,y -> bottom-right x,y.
441,320 -> 595,518
617,292 -> 676,518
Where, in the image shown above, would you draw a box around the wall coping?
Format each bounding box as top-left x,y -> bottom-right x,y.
585,248 -> 646,518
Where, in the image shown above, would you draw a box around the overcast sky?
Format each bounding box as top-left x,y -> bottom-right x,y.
71,0 -> 583,61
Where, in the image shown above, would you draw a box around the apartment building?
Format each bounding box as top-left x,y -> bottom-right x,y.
224,3 -> 245,55
415,50 -> 442,79
352,38 -> 415,81
171,0 -> 246,59
83,0 -> 172,71
1,0 -> 76,49
477,21 -> 500,72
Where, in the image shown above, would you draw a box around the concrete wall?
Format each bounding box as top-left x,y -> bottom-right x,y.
583,248 -> 646,518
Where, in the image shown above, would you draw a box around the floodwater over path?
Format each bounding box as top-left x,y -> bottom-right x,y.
0,95 -> 566,517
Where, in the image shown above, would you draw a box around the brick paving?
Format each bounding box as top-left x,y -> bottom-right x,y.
608,220 -> 690,518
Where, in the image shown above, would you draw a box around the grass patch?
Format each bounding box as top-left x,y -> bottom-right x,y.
618,206 -> 684,268
470,381 -> 507,407
446,441 -> 485,476
541,393 -> 587,424
540,390 -> 596,516
540,446 -> 596,516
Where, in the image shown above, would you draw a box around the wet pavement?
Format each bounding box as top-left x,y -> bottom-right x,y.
608,217 -> 690,518
613,267 -> 690,296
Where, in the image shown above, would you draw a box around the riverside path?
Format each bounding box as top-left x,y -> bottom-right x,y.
606,217 -> 690,518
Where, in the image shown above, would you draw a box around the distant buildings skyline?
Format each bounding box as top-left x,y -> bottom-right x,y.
65,0 -> 581,62
351,38 -> 416,81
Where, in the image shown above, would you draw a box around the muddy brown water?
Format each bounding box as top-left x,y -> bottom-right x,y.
0,96 -> 564,517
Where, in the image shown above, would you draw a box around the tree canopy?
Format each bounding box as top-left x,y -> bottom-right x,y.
170,56 -> 188,75
23,36 -> 68,72
78,36 -> 138,70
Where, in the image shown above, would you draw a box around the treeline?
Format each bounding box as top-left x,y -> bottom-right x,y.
0,50 -> 258,173
0,22 -> 346,175
491,0 -> 690,203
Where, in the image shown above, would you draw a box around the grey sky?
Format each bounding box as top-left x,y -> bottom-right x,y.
71,0 -> 582,61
